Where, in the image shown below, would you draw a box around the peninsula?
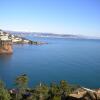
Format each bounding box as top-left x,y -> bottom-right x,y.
0,29 -> 47,54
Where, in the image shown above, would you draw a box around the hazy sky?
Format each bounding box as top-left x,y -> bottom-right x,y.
0,0 -> 100,36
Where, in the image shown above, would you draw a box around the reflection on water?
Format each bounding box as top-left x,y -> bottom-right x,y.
0,54 -> 12,65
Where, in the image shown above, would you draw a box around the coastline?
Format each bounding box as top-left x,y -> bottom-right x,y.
0,74 -> 100,100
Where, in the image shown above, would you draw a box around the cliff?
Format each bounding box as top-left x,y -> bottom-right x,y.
0,41 -> 13,54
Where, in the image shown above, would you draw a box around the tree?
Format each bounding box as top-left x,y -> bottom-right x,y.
15,74 -> 28,88
48,82 -> 61,100
60,80 -> 72,94
34,83 -> 49,100
15,74 -> 29,100
0,80 -> 11,100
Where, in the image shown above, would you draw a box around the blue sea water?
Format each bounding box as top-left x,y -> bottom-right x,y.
0,37 -> 100,88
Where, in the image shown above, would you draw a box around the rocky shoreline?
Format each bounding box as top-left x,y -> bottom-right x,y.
0,29 -> 47,54
69,87 -> 100,100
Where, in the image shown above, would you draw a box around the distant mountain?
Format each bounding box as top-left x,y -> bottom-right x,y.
0,30 -> 46,45
3,30 -> 100,40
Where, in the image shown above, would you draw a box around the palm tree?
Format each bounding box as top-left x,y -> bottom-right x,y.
15,74 -> 28,88
15,74 -> 29,100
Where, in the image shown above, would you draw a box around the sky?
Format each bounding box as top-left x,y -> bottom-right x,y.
0,0 -> 100,36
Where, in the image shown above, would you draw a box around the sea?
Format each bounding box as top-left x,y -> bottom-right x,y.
0,37 -> 100,88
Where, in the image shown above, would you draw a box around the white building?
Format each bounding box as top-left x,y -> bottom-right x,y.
12,38 -> 22,42
0,36 -> 11,41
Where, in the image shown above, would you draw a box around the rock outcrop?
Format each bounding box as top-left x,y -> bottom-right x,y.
0,40 -> 13,54
68,88 -> 100,100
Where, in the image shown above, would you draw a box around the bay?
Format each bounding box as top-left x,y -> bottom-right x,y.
0,37 -> 100,88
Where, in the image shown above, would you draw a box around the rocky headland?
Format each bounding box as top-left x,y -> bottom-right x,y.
0,29 -> 47,54
0,40 -> 13,54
